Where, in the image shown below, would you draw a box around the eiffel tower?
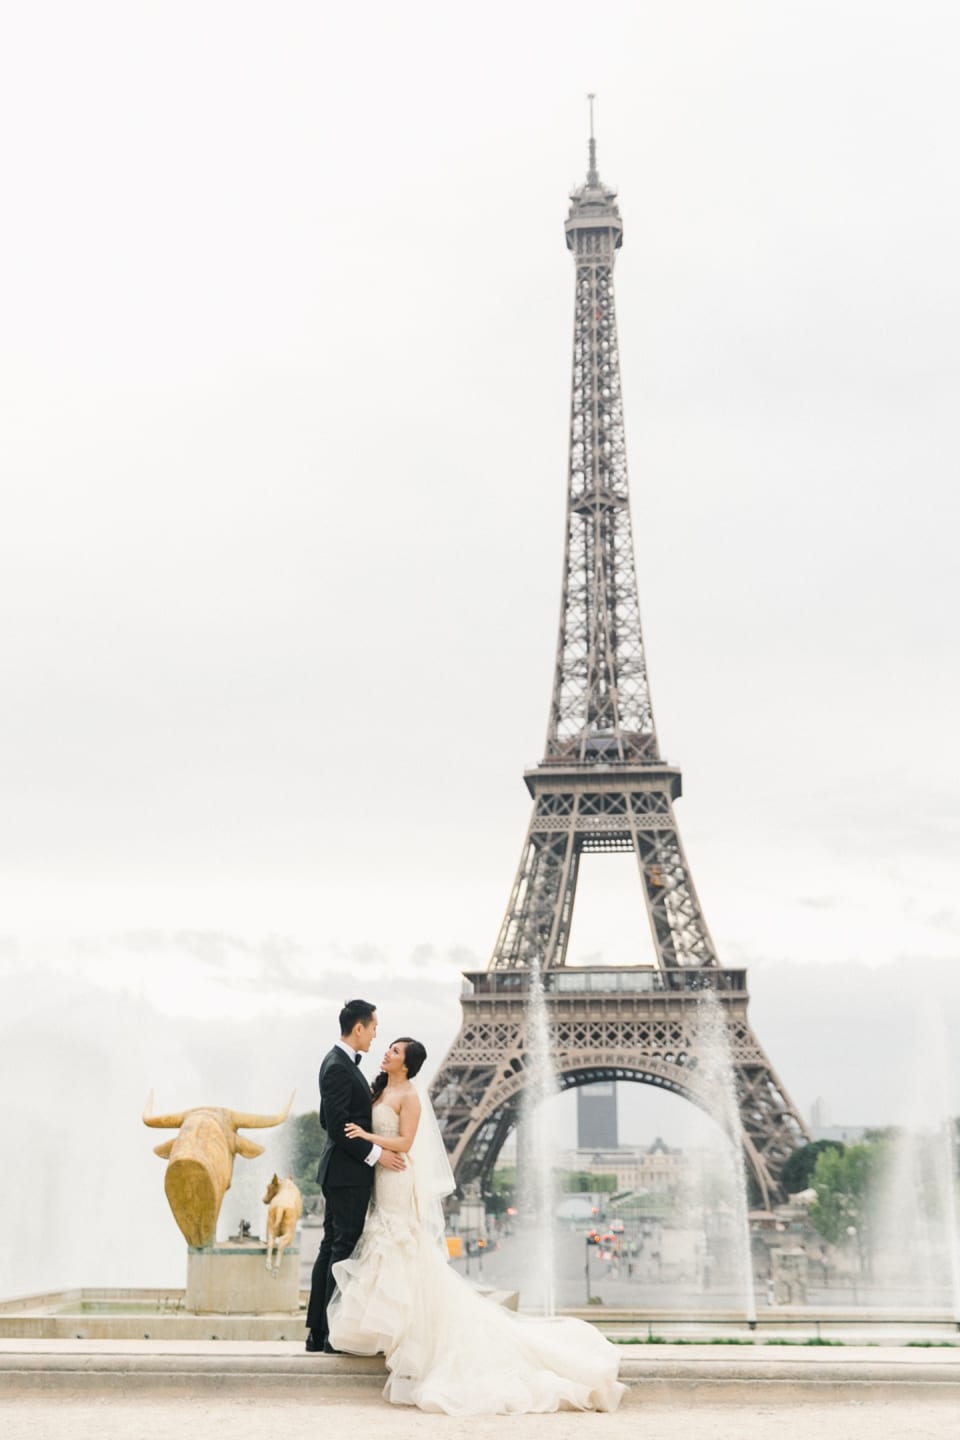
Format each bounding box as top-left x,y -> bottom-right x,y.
430,117 -> 810,1208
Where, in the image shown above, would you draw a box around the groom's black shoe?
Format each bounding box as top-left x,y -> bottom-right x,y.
322,1342 -> 343,1354
305,1331 -> 324,1353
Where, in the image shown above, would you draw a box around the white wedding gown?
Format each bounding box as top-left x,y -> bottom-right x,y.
328,1103 -> 625,1414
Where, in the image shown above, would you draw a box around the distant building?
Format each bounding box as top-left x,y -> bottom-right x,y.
809,1096 -> 832,1129
577,1083 -> 619,1149
810,1124 -> 867,1145
560,1136 -> 687,1194
809,1098 -> 867,1144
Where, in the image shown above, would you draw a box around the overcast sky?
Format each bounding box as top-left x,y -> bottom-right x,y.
2,2 -> 959,1295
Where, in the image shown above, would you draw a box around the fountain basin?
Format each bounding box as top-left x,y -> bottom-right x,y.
0,1281 -> 521,1342
0,1288 -> 308,1341
186,1242 -> 299,1314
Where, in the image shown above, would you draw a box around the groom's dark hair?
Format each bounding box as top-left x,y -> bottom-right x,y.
339,998 -> 377,1035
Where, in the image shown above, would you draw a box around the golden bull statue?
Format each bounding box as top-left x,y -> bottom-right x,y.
143,1092 -> 293,1248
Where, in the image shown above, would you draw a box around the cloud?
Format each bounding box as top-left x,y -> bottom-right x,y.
925,909 -> 960,937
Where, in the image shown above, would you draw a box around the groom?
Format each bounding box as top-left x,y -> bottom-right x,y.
305,997 -> 406,1353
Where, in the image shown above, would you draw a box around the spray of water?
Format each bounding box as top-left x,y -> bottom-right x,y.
692,988 -> 756,1324
517,957 -> 559,1315
873,1009 -> 960,1315
927,1009 -> 960,1322
872,1129 -> 935,1304
223,1126 -> 294,1242
941,1121 -> 960,1322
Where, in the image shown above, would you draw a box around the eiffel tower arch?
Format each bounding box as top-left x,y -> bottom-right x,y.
430,121 -> 810,1210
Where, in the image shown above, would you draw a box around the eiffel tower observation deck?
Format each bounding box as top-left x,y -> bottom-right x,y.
430,115 -> 809,1208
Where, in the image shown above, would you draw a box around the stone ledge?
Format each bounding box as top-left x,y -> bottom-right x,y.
1,1341 -> 959,1402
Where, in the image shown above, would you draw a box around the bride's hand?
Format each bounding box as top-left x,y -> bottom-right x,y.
344,1122 -> 370,1141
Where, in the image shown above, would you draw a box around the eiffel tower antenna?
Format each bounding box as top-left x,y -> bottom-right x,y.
430,132 -> 809,1207
587,92 -> 599,185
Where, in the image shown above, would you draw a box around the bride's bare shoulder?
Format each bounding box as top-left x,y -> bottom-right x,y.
400,1084 -> 422,1113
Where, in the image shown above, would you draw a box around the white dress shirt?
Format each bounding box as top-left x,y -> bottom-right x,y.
335,1040 -> 381,1165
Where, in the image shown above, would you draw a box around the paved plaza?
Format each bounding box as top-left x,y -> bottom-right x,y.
3,1340 -> 960,1439
4,1390 -> 959,1440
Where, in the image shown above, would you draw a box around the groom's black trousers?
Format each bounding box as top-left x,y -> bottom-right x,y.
307,1184 -> 372,1342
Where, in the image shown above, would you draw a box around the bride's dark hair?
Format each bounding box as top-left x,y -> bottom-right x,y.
371,1036 -> 427,1100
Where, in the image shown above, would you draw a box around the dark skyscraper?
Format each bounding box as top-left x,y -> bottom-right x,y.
577,1084 -> 618,1150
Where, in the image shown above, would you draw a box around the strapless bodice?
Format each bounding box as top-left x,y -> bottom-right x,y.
370,1101 -> 412,1217
372,1101 -> 401,1136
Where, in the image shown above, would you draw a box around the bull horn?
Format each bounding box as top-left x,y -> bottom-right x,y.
227,1092 -> 295,1130
142,1090 -> 188,1129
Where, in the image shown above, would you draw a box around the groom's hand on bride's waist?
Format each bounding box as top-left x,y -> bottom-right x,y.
378,1151 -> 406,1171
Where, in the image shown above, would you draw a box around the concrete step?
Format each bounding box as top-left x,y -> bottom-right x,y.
2,1340 -> 960,1403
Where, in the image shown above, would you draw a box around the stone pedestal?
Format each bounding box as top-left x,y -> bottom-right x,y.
186,1242 -> 300,1314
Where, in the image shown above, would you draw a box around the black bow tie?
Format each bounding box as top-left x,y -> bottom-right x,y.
354,1052 -> 362,1066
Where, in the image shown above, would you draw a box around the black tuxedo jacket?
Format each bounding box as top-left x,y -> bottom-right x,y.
317,1045 -> 376,1189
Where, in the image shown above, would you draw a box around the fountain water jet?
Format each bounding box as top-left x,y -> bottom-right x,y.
928,1010 -> 960,1322
872,1010 -> 960,1315
692,988 -> 757,1323
517,957 -> 559,1315
941,1121 -> 960,1322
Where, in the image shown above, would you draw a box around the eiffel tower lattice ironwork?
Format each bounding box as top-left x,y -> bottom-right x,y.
430,122 -> 810,1208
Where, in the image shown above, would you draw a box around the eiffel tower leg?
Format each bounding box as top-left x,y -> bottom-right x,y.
431,818 -> 579,1185
491,824 -> 580,971
730,1030 -> 811,1207
627,800 -> 720,969
430,1019 -> 527,1192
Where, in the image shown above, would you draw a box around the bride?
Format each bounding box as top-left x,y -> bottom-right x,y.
327,1036 -> 625,1415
